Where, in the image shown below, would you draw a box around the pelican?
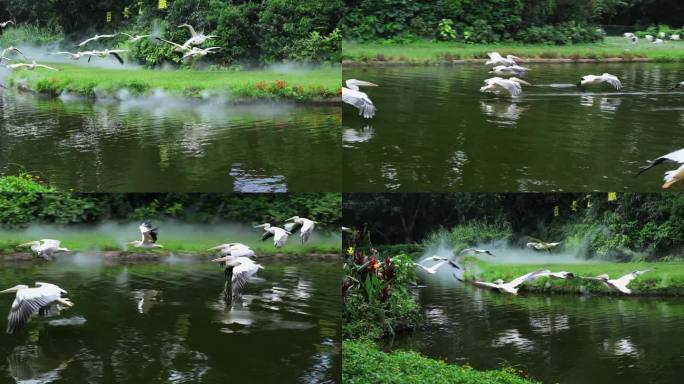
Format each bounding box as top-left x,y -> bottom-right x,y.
128,222 -> 163,249
489,65 -> 529,77
423,256 -> 461,269
0,46 -> 26,61
121,33 -> 150,42
208,243 -> 256,258
342,79 -> 378,119
255,223 -> 290,248
645,34 -> 654,42
460,248 -> 496,257
51,50 -> 98,61
533,270 -> 574,280
472,269 -> 547,295
211,255 -> 263,300
486,52 -> 521,66
89,49 -> 129,65
582,270 -> 650,294
1,282 -> 74,334
155,37 -> 192,53
526,237 -> 562,252
416,259 -> 457,274
671,34 -> 680,41
178,23 -> 217,46
76,33 -> 119,47
0,20 -> 14,28
480,77 -> 529,96
7,61 -> 59,71
653,38 -> 664,45
283,216 -> 316,243
17,239 -> 69,260
182,46 -> 220,60
623,32 -> 635,39
636,148 -> 684,188
577,73 -> 622,90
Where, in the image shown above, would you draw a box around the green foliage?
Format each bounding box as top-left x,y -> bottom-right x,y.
343,251 -> 421,339
0,173 -> 54,193
635,25 -> 683,39
424,222 -> 512,256
518,21 -> 604,45
0,24 -> 62,46
437,19 -> 456,41
343,340 -> 541,384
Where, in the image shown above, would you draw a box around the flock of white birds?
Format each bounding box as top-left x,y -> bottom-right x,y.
1,215 -> 318,334
0,20 -> 220,71
623,31 -> 680,44
416,244 -> 651,296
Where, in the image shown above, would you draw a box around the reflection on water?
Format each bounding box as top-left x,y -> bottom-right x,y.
0,259 -> 340,383
387,274 -> 684,384
344,62 -> 684,191
0,92 -> 341,192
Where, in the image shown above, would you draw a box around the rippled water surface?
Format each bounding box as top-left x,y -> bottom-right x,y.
343,63 -> 684,191
0,92 -> 341,192
387,273 -> 684,384
0,257 -> 340,383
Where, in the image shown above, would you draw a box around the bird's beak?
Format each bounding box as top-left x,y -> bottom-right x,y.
0,287 -> 18,294
254,224 -> 266,228
17,242 -> 33,247
207,245 -> 223,251
285,217 -> 296,222
211,256 -> 229,263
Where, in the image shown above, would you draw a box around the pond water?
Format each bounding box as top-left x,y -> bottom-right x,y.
0,257 -> 341,383
343,63 -> 684,192
387,273 -> 684,384
0,92 -> 340,192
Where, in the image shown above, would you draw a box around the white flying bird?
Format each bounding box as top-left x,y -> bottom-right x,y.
284,216 -> 316,243
473,269 -> 548,295
416,259 -> 457,274
7,60 -> 59,71
208,243 -> 256,258
0,46 -> 26,62
486,52 -> 521,66
489,65 -> 529,77
128,222 -> 163,249
178,24 -> 217,47
342,79 -> 378,119
533,270 -> 575,280
121,33 -> 150,42
582,270 -> 650,294
636,148 -> 684,188
526,237 -> 562,252
1,282 -> 74,334
155,37 -> 192,53
182,46 -> 220,60
460,248 -> 496,257
578,73 -> 622,90
423,255 -> 461,269
0,20 -> 14,28
480,77 -> 530,97
89,49 -> 129,65
76,33 -> 118,47
211,254 -> 263,300
255,223 -> 290,248
18,239 -> 69,260
52,50 -> 98,61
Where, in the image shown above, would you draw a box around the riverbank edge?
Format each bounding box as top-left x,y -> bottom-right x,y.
343,340 -> 540,384
343,57 -> 659,66
1,251 -> 343,262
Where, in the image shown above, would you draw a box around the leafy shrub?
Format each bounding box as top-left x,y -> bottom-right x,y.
518,21 -> 603,45
436,19 -> 457,41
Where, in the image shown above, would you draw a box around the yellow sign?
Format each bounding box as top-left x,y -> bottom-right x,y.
124,7 -> 130,18
159,0 -> 168,10
571,200 -> 577,212
106,11 -> 112,22
608,192 -> 617,201
553,205 -> 559,217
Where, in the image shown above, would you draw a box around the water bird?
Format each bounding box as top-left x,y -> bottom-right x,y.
645,34 -> 654,42
283,216 -> 316,243
480,77 -> 529,97
671,34 -> 680,41
0,20 -> 14,28
155,36 -> 192,53
488,65 -> 529,77
485,52 -> 521,66
178,23 -> 218,47
526,236 -> 562,252
254,223 -> 290,248
416,259 -> 458,274
582,270 -> 650,294
533,270 -> 574,280
460,248 -> 496,257
342,79 -> 378,119
0,46 -> 26,61
7,61 -> 59,71
121,33 -> 150,42
1,282 -> 74,334
211,255 -> 263,300
128,222 -> 164,249
424,255 -> 461,269
17,239 -> 69,260
182,46 -> 221,60
52,50 -> 98,61
208,243 -> 256,258
623,32 -> 635,39
653,38 -> 664,45
577,73 -> 622,90
636,148 -> 684,188
472,269 -> 548,295
88,49 -> 129,65
76,33 -> 119,47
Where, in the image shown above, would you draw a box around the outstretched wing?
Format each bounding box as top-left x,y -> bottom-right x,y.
110,52 -> 124,65
509,269 -> 549,288
261,231 -> 274,241
342,88 -> 375,119
636,148 -> 684,176
473,281 -> 499,290
283,222 -> 302,233
232,260 -> 260,295
7,290 -> 53,334
614,270 -> 650,285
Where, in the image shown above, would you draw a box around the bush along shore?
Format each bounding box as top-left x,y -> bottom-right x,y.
7,64 -> 341,103
462,260 -> 684,296
343,37 -> 684,65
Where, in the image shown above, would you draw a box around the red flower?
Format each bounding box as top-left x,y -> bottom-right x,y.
381,256 -> 394,281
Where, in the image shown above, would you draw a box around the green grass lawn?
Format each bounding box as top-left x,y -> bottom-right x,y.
0,229 -> 340,256
467,260 -> 684,296
343,36 -> 684,63
8,63 -> 341,101
343,340 -> 540,384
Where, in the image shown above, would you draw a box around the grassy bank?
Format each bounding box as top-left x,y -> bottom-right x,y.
467,260 -> 684,296
343,37 -> 684,64
7,64 -> 341,101
343,341 -> 539,384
